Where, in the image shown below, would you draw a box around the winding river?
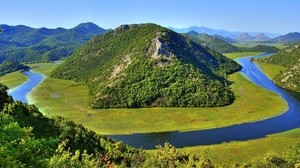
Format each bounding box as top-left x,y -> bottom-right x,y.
8,53 -> 300,149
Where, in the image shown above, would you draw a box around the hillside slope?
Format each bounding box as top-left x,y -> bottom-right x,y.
0,60 -> 29,76
262,43 -> 300,92
0,22 -> 106,62
52,24 -> 241,108
185,32 -> 240,53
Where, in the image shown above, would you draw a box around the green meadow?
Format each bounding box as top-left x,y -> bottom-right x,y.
0,70 -> 28,91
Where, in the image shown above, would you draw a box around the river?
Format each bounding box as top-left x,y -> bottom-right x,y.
8,53 -> 300,149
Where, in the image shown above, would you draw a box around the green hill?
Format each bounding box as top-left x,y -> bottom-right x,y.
185,32 -> 240,53
0,60 -> 29,76
185,32 -> 278,54
262,43 -> 300,92
0,22 -> 106,62
52,23 -> 241,108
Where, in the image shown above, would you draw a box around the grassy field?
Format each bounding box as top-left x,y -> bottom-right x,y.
27,61 -> 287,135
176,128 -> 300,165
257,62 -> 286,79
0,70 -> 28,91
224,52 -> 262,59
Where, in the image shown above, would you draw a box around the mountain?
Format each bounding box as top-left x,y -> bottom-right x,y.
0,60 -> 29,76
254,33 -> 270,41
185,32 -> 240,53
185,32 -> 278,53
0,22 -> 107,62
52,23 -> 241,108
262,43 -> 300,92
169,26 -> 281,39
235,33 -> 254,41
272,32 -> 300,43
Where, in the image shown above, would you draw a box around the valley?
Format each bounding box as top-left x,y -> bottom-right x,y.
1,1 -> 300,165
2,52 -> 296,163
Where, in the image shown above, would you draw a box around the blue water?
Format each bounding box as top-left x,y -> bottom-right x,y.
108,53 -> 300,149
9,53 -> 300,149
8,70 -> 44,103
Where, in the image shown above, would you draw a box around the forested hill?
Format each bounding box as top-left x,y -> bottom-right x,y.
0,60 -> 29,75
51,23 -> 241,108
185,32 -> 279,54
0,22 -> 106,62
262,43 -> 300,92
184,32 -> 240,53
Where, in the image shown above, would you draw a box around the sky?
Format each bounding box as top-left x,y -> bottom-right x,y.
1,0 -> 299,34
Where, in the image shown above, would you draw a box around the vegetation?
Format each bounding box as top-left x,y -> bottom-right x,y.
240,44 -> 279,52
261,43 -> 300,92
0,22 -> 106,63
52,23 -> 241,108
185,32 -> 240,53
0,60 -> 29,76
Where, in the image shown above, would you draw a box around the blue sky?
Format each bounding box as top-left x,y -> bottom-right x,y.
1,0 -> 299,34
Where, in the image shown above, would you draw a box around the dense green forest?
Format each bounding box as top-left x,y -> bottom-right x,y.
185,32 -> 279,54
0,60 -> 29,75
52,23 -> 241,108
2,83 -> 300,167
0,23 -> 106,63
262,43 -> 300,92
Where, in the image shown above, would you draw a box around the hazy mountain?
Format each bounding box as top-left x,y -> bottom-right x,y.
169,26 -> 281,39
0,22 -> 107,62
235,33 -> 254,41
272,32 -> 300,43
52,23 -> 241,108
254,33 -> 270,41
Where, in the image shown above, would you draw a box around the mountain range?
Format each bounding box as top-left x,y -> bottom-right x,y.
0,22 -> 106,62
185,32 -> 279,53
52,23 -> 241,108
169,26 -> 281,39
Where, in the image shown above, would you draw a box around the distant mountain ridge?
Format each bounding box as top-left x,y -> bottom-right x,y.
169,25 -> 281,39
0,22 -> 107,62
185,32 -> 279,53
52,23 -> 241,108
272,32 -> 300,43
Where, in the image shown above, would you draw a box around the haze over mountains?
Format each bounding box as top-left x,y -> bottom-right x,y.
0,22 -> 106,62
184,32 -> 279,54
169,25 -> 281,39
